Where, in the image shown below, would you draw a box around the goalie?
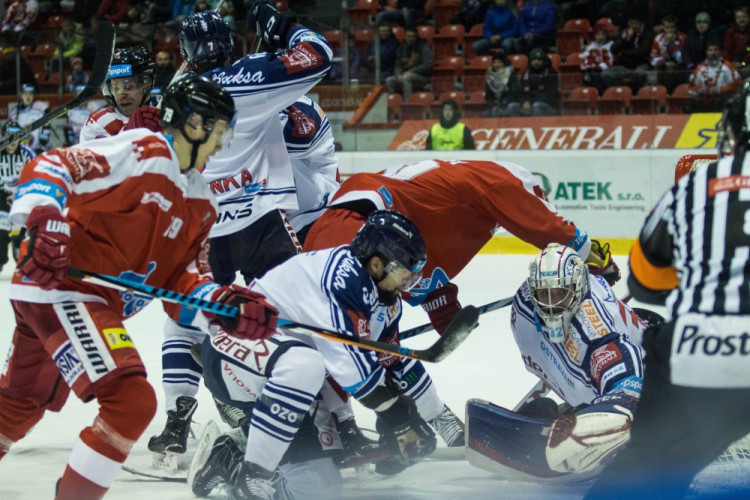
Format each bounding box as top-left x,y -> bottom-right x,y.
467,244 -> 657,478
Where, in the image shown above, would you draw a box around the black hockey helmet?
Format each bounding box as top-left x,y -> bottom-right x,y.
351,210 -> 427,284
179,11 -> 235,74
103,45 -> 155,108
717,79 -> 750,158
1,120 -> 21,136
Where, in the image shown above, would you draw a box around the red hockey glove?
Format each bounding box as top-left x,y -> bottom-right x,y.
586,239 -> 621,286
421,282 -> 462,335
18,206 -> 70,290
208,285 -> 279,340
123,105 -> 162,133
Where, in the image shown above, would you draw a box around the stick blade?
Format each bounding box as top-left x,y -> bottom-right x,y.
423,305 -> 479,362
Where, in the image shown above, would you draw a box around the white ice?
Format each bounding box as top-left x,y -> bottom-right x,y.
0,254 -> 743,499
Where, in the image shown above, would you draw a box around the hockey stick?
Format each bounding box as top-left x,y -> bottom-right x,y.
68,267 -> 479,362
121,466 -> 186,483
0,21 -> 116,152
399,295 -> 514,341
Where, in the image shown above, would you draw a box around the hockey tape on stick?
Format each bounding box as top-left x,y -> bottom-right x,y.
0,21 -> 116,152
68,267 -> 478,362
399,295 -> 514,341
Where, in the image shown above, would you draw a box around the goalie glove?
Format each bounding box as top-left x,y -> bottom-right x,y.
586,239 -> 621,286
545,394 -> 636,473
207,285 -> 279,340
247,0 -> 297,50
421,282 -> 462,335
375,395 -> 437,465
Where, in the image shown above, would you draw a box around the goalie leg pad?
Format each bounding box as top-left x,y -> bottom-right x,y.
546,411 -> 630,473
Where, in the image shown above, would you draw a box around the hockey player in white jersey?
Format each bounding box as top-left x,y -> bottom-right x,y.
147,6 -> 333,459
78,45 -> 161,143
189,210 -> 436,499
8,84 -> 49,153
466,243 -> 649,477
281,95 -> 340,241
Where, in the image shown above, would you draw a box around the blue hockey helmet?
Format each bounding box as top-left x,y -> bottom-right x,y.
351,210 -> 427,290
179,11 -> 235,74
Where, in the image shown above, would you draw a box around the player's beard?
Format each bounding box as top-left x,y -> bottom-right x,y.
378,288 -> 400,306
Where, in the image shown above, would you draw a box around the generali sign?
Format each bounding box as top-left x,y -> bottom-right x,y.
388,114 -> 721,151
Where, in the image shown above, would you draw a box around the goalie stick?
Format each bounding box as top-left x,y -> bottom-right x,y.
0,21 -> 116,152
68,267 -> 479,362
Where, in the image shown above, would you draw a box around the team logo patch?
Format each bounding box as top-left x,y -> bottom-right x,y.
53,341 -> 84,387
590,344 -> 622,386
103,328 -> 135,350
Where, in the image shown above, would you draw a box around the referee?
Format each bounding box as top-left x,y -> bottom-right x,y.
0,121 -> 36,273
586,81 -> 750,499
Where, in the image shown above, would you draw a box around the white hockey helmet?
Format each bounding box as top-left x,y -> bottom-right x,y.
527,243 -> 589,342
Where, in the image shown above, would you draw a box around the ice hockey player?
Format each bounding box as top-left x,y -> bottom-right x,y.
8,84 -> 50,153
78,45 -> 160,142
281,95 -> 340,242
0,74 -> 280,499
509,243 -> 646,473
189,210 -> 437,499
0,120 -> 35,272
303,158 -> 621,458
585,81 -> 750,500
147,5 -> 333,459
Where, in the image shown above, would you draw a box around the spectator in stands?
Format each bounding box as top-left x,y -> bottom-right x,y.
649,14 -> 688,93
64,56 -> 89,93
484,50 -> 513,117
1,0 -> 39,35
327,33 -> 361,82
426,98 -> 475,150
450,0 -> 491,31
152,50 -> 176,93
504,0 -> 557,54
472,0 -> 519,56
506,47 -> 559,116
363,23 -> 401,84
684,12 -> 715,72
722,6 -> 750,79
0,43 -> 37,95
687,40 -> 741,112
385,26 -> 433,99
376,0 -> 427,28
581,21 -> 614,94
50,15 -> 85,73
602,12 -> 654,91
96,0 -> 130,25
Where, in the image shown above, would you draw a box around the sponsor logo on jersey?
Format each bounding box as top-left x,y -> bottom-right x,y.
56,302 -> 117,383
103,328 -> 134,350
217,205 -> 254,224
539,342 -> 576,388
119,262 -> 156,317
37,164 -> 73,185
287,106 -> 316,138
261,394 -> 305,424
599,363 -> 626,389
590,344 -> 622,386
107,64 -> 133,78
141,191 -> 173,212
332,254 -> 360,291
377,186 -> 394,210
281,43 -> 322,74
132,136 -> 172,162
345,309 -> 370,338
708,175 -> 750,196
676,325 -> 750,357
564,334 -> 581,364
15,179 -> 68,207
221,360 -> 259,399
611,376 -> 643,396
211,67 -> 266,86
209,171 -> 267,195
53,341 -> 84,386
582,302 -> 610,337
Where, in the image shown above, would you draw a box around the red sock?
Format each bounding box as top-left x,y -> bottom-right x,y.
55,465 -> 108,500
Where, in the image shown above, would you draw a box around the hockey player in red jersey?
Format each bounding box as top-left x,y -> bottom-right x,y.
303,158 -> 620,460
79,45 -> 161,143
0,74 -> 279,500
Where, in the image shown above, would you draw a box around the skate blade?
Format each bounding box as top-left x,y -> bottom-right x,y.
152,451 -> 182,472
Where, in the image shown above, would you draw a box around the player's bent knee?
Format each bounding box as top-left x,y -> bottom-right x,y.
276,346 -> 326,393
95,374 -> 158,441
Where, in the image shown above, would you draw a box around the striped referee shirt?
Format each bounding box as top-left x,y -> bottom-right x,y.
0,143 -> 35,194
629,154 -> 750,320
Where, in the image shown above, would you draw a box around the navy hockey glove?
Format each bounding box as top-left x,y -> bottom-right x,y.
18,206 -> 70,290
375,395 -> 436,465
421,282 -> 462,335
123,105 -> 162,133
208,285 -> 279,340
247,0 -> 297,50
586,239 -> 621,286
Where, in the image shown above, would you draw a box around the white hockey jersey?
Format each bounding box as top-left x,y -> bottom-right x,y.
200,27 -> 332,237
281,95 -> 340,233
8,100 -> 50,152
67,99 -> 107,145
511,275 -> 646,407
249,245 -> 400,399
78,107 -> 128,143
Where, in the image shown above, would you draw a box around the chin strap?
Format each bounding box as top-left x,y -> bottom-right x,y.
179,121 -> 213,171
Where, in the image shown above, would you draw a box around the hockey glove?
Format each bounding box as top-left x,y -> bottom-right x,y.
586,239 -> 621,286
247,0 -> 297,50
375,395 -> 437,465
421,282 -> 462,335
545,394 -> 636,473
123,105 -> 163,133
208,285 -> 279,340
18,205 -> 70,290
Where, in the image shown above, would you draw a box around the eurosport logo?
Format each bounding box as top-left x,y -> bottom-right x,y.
107,65 -> 133,78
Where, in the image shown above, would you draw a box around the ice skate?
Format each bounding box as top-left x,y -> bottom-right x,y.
429,405 -> 465,447
148,396 -> 198,469
191,435 -> 244,497
229,461 -> 278,500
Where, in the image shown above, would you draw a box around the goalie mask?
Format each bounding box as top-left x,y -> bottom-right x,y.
527,244 -> 589,342
717,79 -> 750,158
180,11 -> 235,75
103,46 -> 155,113
351,210 -> 427,292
